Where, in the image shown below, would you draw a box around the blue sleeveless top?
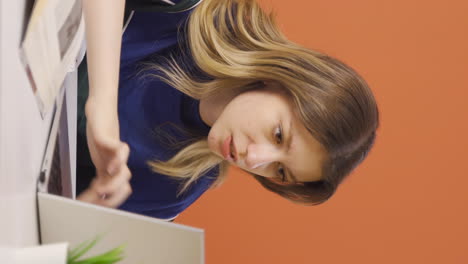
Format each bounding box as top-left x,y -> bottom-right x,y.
115,6 -> 218,220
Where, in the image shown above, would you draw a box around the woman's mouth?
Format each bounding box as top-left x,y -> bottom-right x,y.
221,135 -> 237,162
230,138 -> 237,161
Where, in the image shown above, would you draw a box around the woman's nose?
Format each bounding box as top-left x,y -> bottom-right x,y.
244,143 -> 279,170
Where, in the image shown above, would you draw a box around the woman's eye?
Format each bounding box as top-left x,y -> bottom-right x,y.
277,164 -> 286,182
274,125 -> 283,144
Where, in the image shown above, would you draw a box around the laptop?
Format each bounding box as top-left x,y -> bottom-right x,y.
38,193 -> 205,264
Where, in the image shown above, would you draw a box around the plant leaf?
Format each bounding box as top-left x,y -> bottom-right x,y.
70,244 -> 125,264
68,235 -> 102,263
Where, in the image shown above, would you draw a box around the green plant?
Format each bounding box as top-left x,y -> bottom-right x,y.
67,236 -> 125,264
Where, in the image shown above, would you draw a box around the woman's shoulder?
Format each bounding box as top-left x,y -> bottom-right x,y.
120,3 -> 193,69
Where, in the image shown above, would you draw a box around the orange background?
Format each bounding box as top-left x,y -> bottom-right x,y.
177,0 -> 468,263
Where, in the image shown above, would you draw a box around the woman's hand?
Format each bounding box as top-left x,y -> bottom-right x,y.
77,100 -> 132,208
77,170 -> 132,208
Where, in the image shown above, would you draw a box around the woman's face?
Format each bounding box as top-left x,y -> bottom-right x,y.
207,85 -> 327,183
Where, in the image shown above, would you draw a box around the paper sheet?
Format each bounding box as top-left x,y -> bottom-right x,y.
20,0 -> 85,117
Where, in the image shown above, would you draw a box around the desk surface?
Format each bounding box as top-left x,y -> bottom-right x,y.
0,0 -> 77,247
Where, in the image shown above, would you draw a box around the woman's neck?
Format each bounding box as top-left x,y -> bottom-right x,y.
199,82 -> 268,127
199,89 -> 239,127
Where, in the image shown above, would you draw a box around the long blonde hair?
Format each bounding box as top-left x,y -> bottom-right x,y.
148,0 -> 379,204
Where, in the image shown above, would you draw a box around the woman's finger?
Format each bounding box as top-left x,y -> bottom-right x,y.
93,166 -> 132,195
76,187 -> 101,204
99,182 -> 132,208
77,180 -> 132,209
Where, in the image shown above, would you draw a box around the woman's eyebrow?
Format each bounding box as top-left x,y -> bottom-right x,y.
284,119 -> 296,183
286,119 -> 293,151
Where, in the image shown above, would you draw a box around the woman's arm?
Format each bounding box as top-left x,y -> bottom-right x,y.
83,0 -> 124,117
78,0 -> 132,208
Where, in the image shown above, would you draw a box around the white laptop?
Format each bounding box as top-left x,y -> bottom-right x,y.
38,193 -> 205,264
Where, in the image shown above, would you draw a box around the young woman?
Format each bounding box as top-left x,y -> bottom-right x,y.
77,0 -> 379,221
